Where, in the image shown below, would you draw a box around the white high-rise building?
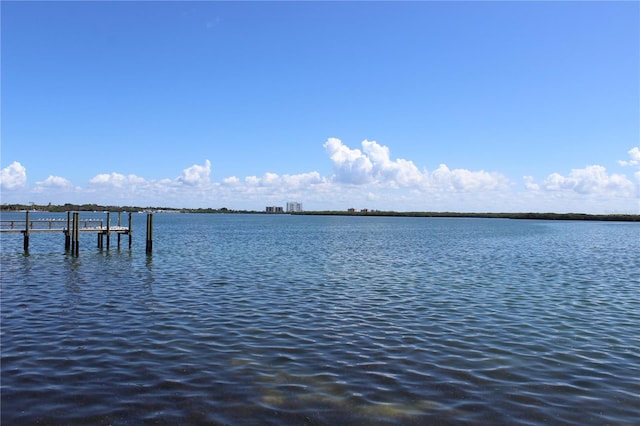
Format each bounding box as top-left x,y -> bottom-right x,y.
286,202 -> 303,212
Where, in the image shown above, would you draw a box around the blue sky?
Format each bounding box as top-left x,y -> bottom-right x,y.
1,1 -> 639,213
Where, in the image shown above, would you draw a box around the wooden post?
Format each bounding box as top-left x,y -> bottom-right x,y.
145,213 -> 153,254
71,212 -> 75,256
117,212 -> 122,249
97,214 -> 102,249
65,211 -> 71,251
23,211 -> 30,252
128,212 -> 133,249
106,212 -> 111,250
71,212 -> 80,256
76,212 -> 80,256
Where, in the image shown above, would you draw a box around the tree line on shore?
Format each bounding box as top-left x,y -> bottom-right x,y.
292,210 -> 640,222
0,203 -> 239,214
2,203 -> 638,222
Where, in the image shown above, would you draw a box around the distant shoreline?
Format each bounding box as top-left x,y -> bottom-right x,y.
1,203 -> 638,222
292,211 -> 640,222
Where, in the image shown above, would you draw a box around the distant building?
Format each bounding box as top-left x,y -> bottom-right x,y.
265,206 -> 284,213
347,208 -> 358,213
286,202 -> 303,213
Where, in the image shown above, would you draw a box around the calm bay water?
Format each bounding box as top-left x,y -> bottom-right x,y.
1,212 -> 639,425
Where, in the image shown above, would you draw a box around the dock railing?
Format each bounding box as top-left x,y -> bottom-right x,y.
0,218 -> 104,232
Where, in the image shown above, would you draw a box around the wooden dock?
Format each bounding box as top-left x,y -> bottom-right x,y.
0,211 -> 153,256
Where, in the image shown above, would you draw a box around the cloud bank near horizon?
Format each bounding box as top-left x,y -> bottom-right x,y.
1,139 -> 638,213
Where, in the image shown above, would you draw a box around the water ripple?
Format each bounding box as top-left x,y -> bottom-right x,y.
2,215 -> 639,425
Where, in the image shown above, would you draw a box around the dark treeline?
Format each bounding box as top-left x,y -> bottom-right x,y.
294,210 -> 640,222
0,203 -> 251,214
2,203 -> 638,222
1,203 -> 162,213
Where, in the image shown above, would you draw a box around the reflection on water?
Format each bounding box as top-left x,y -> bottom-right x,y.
2,213 -> 639,425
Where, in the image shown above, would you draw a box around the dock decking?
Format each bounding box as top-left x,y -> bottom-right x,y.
0,211 -> 153,255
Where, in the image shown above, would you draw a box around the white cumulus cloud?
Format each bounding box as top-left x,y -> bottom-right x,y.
261,172 -> 280,186
222,176 -> 240,185
324,138 -> 427,186
0,161 -> 27,190
534,165 -> 634,195
281,171 -> 324,188
89,172 -> 146,188
178,160 -> 211,186
430,164 -> 510,192
324,137 -> 374,184
362,140 -> 426,187
33,176 -> 75,194
523,175 -> 539,191
323,138 -> 509,192
242,171 -> 324,189
37,175 -> 73,188
618,146 -> 640,166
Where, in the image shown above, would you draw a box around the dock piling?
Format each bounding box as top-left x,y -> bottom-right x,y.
71,212 -> 80,256
117,212 -> 122,249
23,211 -> 30,252
65,212 -> 71,250
75,213 -> 81,255
145,213 -> 153,254
71,212 -> 76,256
106,212 -> 111,250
